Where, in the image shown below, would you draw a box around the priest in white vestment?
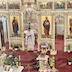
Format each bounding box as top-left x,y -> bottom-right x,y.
25,27 -> 35,51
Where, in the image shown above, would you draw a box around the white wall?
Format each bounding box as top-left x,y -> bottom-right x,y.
55,24 -> 64,35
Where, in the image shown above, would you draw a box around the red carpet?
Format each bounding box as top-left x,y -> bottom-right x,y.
55,35 -> 64,51
4,42 -> 72,72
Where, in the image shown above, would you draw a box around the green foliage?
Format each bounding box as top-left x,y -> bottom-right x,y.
4,53 -> 19,66
48,44 -> 52,50
34,62 -> 39,70
68,58 -> 72,62
34,54 -> 38,60
67,44 -> 71,51
11,44 -> 22,50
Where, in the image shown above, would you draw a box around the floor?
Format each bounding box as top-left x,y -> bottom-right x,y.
4,35 -> 72,72
5,50 -> 72,72
55,35 -> 64,51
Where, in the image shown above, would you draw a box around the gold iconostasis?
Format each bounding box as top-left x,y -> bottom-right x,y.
0,0 -> 72,52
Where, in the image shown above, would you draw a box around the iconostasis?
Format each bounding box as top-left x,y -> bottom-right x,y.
0,0 -> 72,52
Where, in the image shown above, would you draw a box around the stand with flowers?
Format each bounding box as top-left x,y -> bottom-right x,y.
4,53 -> 19,71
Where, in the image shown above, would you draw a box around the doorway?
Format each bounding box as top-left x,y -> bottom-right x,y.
55,15 -> 64,51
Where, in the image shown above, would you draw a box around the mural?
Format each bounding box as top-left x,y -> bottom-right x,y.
67,1 -> 72,9
23,10 -> 37,23
9,15 -> 21,37
67,16 -> 72,38
8,2 -> 20,9
0,2 -> 6,9
41,16 -> 52,38
55,1 -> 65,9
39,42 -> 52,52
21,0 -> 36,7
39,2 -> 52,9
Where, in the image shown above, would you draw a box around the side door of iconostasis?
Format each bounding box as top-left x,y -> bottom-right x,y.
23,9 -> 38,51
54,14 -> 65,51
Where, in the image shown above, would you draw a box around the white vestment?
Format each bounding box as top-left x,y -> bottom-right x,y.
25,30 -> 35,50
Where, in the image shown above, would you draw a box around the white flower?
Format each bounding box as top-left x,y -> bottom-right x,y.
9,55 -> 12,58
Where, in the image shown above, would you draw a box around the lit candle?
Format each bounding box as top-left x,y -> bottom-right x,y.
19,55 -> 21,61
19,55 -> 21,66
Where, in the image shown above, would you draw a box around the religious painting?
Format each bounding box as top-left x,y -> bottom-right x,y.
0,2 -> 6,9
39,42 -> 52,52
8,2 -> 20,9
10,39 -> 22,50
23,10 -> 37,24
41,16 -> 52,38
67,1 -> 72,9
67,16 -> 72,38
55,1 -> 65,9
21,0 -> 36,7
39,2 -> 52,9
9,15 -> 21,37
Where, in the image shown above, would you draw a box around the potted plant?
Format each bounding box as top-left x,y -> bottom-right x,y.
11,44 -> 22,50
67,44 -> 71,53
48,44 -> 52,51
13,45 -> 19,50
4,53 -> 19,71
68,58 -> 72,65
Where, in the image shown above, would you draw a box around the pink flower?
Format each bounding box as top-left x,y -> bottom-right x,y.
47,69 -> 51,72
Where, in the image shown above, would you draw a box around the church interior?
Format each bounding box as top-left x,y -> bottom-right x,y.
0,0 -> 72,72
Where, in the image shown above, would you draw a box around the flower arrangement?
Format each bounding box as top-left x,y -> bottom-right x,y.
67,44 -> 71,53
11,43 -> 22,50
4,53 -> 19,66
68,58 -> 72,65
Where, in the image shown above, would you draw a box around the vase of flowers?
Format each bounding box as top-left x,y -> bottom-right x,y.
68,58 -> 72,65
11,43 -> 22,50
4,53 -> 19,67
67,44 -> 71,53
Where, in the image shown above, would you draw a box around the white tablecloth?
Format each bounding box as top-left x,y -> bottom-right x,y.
0,66 -> 24,72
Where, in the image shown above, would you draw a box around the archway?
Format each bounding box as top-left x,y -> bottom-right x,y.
55,14 -> 65,51
0,20 -> 4,47
0,16 -> 9,43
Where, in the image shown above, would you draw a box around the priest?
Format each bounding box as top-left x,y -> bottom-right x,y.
25,27 -> 35,51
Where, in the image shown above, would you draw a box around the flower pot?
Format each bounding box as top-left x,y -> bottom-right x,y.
14,48 -> 18,50
68,62 -> 71,65
68,50 -> 70,53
